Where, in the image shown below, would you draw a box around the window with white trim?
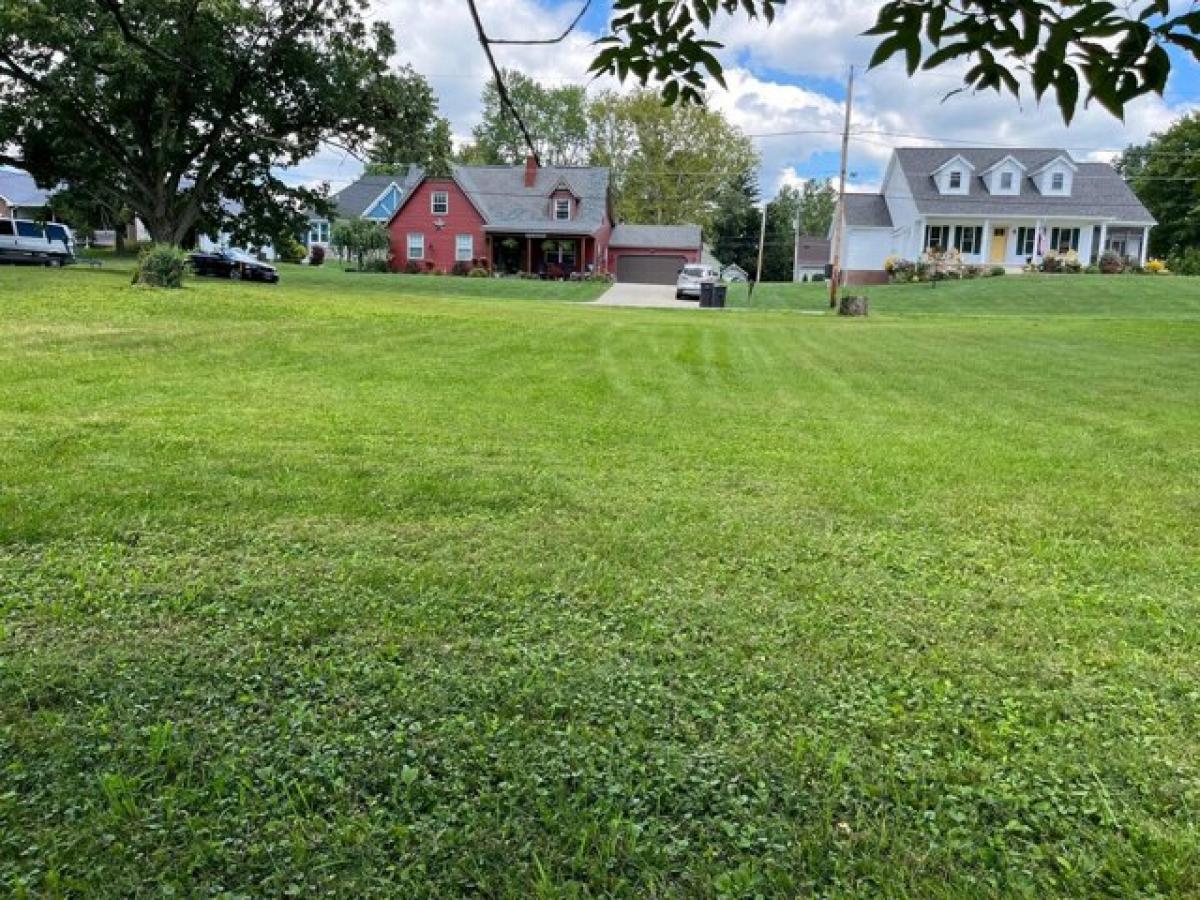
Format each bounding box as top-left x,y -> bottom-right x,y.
431,191 -> 449,214
954,225 -> 983,255
308,220 -> 330,245
554,198 -> 571,221
999,172 -> 1014,190
1049,227 -> 1080,253
924,225 -> 950,251
1051,172 -> 1065,192
407,233 -> 424,260
948,171 -> 962,190
455,234 -> 473,261
1015,227 -> 1037,257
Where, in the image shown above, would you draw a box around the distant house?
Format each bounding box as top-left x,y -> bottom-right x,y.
834,147 -> 1156,284
793,236 -> 830,281
305,168 -> 424,249
321,159 -> 703,281
0,169 -> 54,220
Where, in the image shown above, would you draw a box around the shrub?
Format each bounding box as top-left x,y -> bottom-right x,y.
1041,252 -> 1063,274
133,244 -> 187,288
962,264 -> 983,279
309,245 -> 325,267
1099,250 -> 1125,274
1168,247 -> 1200,275
811,273 -> 825,283
1146,257 -> 1168,274
468,267 -> 489,277
276,236 -> 306,263
363,258 -> 389,273
1084,264 -> 1100,274
888,258 -> 916,282
403,259 -> 421,274
584,271 -> 615,283
988,265 -> 1006,277
451,261 -> 472,277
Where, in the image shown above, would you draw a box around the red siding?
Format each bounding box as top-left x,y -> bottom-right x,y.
389,178 -> 487,273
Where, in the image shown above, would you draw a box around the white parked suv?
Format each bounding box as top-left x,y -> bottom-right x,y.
675,264 -> 720,300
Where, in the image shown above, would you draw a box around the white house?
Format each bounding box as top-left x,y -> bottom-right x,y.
834,148 -> 1156,283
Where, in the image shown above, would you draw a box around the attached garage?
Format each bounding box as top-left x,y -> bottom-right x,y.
608,224 -> 702,283
615,254 -> 686,284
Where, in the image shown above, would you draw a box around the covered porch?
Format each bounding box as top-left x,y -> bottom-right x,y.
486,232 -> 600,278
919,218 -> 1151,269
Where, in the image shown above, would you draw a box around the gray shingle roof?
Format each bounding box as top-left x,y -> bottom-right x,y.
315,168 -> 424,221
610,223 -> 701,249
795,237 -> 831,265
893,148 -> 1154,222
452,164 -> 610,233
843,193 -> 893,228
0,169 -> 53,208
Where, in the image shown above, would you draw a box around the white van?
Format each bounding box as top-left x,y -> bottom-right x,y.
0,218 -> 76,265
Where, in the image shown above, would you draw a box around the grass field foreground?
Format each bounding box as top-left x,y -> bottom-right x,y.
1,263 -> 1198,896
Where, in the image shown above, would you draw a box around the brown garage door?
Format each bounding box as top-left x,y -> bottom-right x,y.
615,254 -> 686,284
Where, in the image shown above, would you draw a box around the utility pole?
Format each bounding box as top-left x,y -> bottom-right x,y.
755,203 -> 767,285
828,64 -> 855,309
793,208 -> 801,282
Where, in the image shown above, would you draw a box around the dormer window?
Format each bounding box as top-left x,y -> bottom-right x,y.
554,198 -> 571,221
1000,172 -> 1013,190
1051,172 -> 1064,192
431,190 -> 449,215
948,171 -> 962,190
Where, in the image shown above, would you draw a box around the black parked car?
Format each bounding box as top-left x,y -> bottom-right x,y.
189,248 -> 279,283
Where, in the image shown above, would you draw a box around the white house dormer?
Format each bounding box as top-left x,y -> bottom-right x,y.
931,154 -> 975,195
980,154 -> 1026,196
1031,155 -> 1078,196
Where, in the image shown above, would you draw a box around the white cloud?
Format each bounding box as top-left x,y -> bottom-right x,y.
286,0 -> 1196,197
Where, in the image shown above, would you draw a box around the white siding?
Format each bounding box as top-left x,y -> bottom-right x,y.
845,228 -> 895,271
882,161 -> 919,243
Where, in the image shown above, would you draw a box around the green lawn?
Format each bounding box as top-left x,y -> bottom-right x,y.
2,264 -> 1198,897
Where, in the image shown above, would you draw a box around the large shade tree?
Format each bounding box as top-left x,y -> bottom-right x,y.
589,89 -> 758,233
1118,113 -> 1200,258
0,0 -> 404,246
462,70 -> 590,166
367,66 -> 454,177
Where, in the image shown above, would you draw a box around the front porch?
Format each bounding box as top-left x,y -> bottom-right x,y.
486,233 -> 599,278
919,219 -> 1151,270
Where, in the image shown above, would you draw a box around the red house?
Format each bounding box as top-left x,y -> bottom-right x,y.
373,157 -> 701,282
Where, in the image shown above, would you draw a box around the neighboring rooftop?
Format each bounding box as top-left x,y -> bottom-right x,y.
324,167 -> 424,220
892,148 -> 1155,222
454,165 -> 611,234
610,223 -> 702,249
842,194 -> 894,229
795,237 -> 831,266
0,169 -> 53,209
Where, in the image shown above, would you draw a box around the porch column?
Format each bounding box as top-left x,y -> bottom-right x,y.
1140,226 -> 1150,266
981,219 -> 991,263
526,237 -> 532,274
1098,223 -> 1108,262
1035,218 -> 1045,261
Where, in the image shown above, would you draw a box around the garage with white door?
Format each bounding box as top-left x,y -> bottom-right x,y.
608,224 -> 702,284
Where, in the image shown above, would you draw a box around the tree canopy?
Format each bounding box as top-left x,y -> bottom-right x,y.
585,0 -> 1200,122
1118,114 -> 1200,257
0,0 -> 403,246
463,70 -> 590,166
588,89 -> 759,233
367,66 -> 454,177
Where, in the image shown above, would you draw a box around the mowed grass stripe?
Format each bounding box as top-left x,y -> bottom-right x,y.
1,263 -> 1198,895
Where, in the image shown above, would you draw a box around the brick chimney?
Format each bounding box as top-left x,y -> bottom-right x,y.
524,155 -> 538,188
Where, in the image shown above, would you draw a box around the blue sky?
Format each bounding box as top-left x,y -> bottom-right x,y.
297,0 -> 1200,196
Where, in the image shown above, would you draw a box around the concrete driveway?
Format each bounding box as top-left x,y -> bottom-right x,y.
590,282 -> 698,309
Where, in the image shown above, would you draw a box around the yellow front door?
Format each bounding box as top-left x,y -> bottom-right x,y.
989,227 -> 1007,264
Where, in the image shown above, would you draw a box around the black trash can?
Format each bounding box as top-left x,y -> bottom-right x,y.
712,284 -> 727,308
699,281 -> 714,308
